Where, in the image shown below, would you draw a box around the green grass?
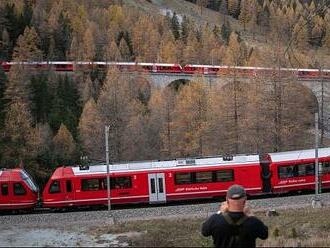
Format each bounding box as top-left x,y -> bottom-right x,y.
90,207 -> 330,247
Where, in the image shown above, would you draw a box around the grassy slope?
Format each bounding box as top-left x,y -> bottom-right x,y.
90,207 -> 330,247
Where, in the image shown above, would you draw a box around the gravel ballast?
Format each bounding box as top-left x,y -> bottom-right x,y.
1,192 -> 330,246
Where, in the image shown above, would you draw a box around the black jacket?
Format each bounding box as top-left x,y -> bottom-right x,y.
201,211 -> 268,248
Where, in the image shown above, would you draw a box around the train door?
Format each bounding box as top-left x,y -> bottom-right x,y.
65,179 -> 74,204
260,156 -> 272,193
1,182 -> 10,207
148,173 -> 166,203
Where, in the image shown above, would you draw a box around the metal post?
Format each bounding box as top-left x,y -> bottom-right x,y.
105,125 -> 111,211
312,112 -> 322,208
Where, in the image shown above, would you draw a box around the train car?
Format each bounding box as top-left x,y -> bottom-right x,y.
266,147 -> 330,194
42,154 -> 265,208
152,63 -> 182,73
298,69 -> 330,80
0,168 -> 39,211
50,61 -> 74,71
297,69 -> 320,80
0,61 -> 11,72
182,64 -> 221,75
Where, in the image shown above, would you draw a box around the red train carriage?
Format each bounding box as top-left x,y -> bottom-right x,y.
266,147 -> 330,194
42,154 -> 264,208
183,64 -> 221,75
0,168 -> 39,210
0,61 -> 11,72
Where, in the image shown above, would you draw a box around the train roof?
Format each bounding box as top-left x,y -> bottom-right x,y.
0,168 -> 23,181
72,154 -> 260,176
268,147 -> 330,162
51,154 -> 260,178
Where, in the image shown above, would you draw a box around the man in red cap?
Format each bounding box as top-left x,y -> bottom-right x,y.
201,185 -> 268,247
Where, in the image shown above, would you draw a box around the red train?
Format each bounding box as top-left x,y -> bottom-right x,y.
0,168 -> 39,211
1,61 -> 329,80
2,147 -> 330,211
41,147 -> 330,209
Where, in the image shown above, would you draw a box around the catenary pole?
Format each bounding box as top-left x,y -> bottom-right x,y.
105,125 -> 111,211
312,112 -> 322,207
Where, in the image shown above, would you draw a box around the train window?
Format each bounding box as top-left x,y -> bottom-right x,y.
195,171 -> 213,183
158,178 -> 164,193
297,164 -> 306,176
151,178 -> 156,193
110,177 -> 132,189
20,170 -> 38,192
304,163 -> 315,176
215,170 -> 234,182
323,162 -> 330,174
14,183 -> 26,195
66,180 -> 72,192
175,172 -> 192,185
278,166 -> 296,179
1,183 -> 8,195
82,178 -> 100,191
49,180 -> 61,193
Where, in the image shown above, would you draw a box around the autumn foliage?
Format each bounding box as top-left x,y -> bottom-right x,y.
0,0 -> 329,185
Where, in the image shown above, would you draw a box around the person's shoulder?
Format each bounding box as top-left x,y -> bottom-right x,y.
246,216 -> 267,225
207,212 -> 227,222
209,213 -> 223,219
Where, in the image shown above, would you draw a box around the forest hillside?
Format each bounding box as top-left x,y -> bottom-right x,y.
0,0 -> 329,185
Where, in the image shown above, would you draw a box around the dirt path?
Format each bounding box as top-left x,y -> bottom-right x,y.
0,220 -> 128,247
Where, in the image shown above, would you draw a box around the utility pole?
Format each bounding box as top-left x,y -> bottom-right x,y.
312,112 -> 322,208
320,67 -> 324,146
105,125 -> 111,212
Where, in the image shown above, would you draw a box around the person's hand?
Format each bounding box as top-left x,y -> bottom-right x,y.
243,205 -> 253,216
219,201 -> 229,213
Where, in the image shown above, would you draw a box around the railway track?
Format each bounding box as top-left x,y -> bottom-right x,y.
1,191 -> 330,225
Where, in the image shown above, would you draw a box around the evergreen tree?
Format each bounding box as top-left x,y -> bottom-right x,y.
0,29 -> 12,60
227,0 -> 240,18
119,38 -> 131,61
208,0 -> 221,11
0,66 -> 7,129
257,4 -> 270,32
220,0 -> 229,16
221,19 -> 232,44
54,11 -> 72,59
1,2 -> 29,57
171,12 -> 180,40
30,74 -> 52,123
48,75 -> 81,138
181,15 -> 191,44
